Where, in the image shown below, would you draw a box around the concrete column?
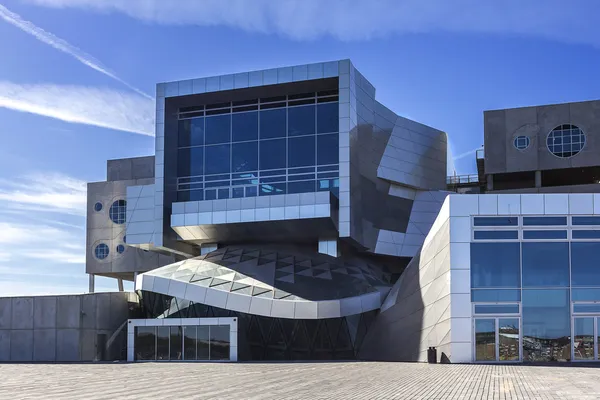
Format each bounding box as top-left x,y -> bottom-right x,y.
535,170 -> 542,188
88,274 -> 95,293
486,174 -> 494,191
118,279 -> 124,292
318,238 -> 339,257
201,243 -> 218,255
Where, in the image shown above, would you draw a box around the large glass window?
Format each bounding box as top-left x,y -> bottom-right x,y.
135,326 -> 156,361
232,111 -> 258,142
475,319 -> 496,361
317,134 -> 339,165
288,136 -> 315,167
210,325 -> 231,360
205,144 -> 230,175
574,318 -> 595,360
197,326 -> 210,360
156,326 -> 170,360
473,216 -> 518,226
232,141 -> 258,172
522,242 -> 569,287
317,102 -> 338,134
205,115 -> 231,145
470,243 -> 521,288
522,289 -> 570,362
288,105 -> 315,136
260,139 -> 286,170
571,242 -> 600,287
183,326 -> 197,360
471,289 -> 521,302
260,109 -> 286,139
170,326 -> 182,360
177,96 -> 339,199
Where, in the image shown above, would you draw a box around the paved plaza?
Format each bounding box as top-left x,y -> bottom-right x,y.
1,362 -> 600,399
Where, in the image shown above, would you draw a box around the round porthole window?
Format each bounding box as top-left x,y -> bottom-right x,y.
94,202 -> 103,212
94,243 -> 109,260
547,124 -> 586,158
116,244 -> 125,254
109,200 -> 127,224
513,136 -> 530,151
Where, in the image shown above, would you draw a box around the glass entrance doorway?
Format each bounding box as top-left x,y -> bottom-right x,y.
573,317 -> 600,361
474,318 -> 521,362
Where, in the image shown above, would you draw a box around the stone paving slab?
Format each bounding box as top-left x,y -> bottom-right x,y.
1,362 -> 600,399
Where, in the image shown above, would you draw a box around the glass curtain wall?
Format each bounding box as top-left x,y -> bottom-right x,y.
176,91 -> 340,201
134,325 -> 231,361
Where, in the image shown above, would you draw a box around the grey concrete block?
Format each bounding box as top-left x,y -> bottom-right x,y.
10,330 -> 33,361
0,330 -> 9,361
95,293 -> 112,330
0,298 -> 11,329
81,294 -> 97,329
33,329 -> 56,361
33,296 -> 57,329
56,329 -> 80,362
80,329 -> 97,362
11,297 -> 33,330
57,296 -> 81,329
109,293 -> 129,330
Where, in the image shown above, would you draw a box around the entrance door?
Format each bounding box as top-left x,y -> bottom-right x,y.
474,317 -> 521,362
573,317 -> 597,361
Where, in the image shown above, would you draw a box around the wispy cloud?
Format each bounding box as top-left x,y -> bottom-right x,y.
22,0 -> 600,45
0,81 -> 154,135
0,3 -> 152,99
0,173 -> 87,216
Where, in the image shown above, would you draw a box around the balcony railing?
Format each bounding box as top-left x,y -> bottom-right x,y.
447,174 -> 479,185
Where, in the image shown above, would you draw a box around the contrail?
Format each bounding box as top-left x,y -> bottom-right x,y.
453,147 -> 482,161
0,3 -> 153,100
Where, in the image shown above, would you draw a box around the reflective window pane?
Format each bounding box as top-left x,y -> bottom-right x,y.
205,189 -> 216,200
573,318 -> 595,360
474,304 -> 519,314
522,289 -> 570,362
288,105 -> 315,137
288,136 -> 315,167
572,288 -> 600,302
178,119 -> 191,147
210,325 -> 230,360
260,139 -> 286,170
260,183 -> 286,196
471,289 -> 521,302
190,118 -> 205,146
135,326 -> 156,361
523,230 -> 567,239
523,216 -> 567,226
470,243 -> 521,288
475,319 -> 496,361
571,242 -> 600,286
522,242 -> 569,287
232,141 -> 258,173
473,217 -> 518,226
178,147 -> 203,177
205,114 -> 231,144
499,318 -> 520,361
573,216 -> 600,226
197,326 -> 210,360
260,109 -> 286,139
205,144 -> 230,175
572,230 -> 600,239
287,180 -> 316,194
232,111 -> 258,142
317,133 -> 339,165
573,304 -> 600,313
317,102 -> 338,134
183,326 -> 197,360
156,326 -> 170,360
170,326 -> 182,360
474,230 -> 518,240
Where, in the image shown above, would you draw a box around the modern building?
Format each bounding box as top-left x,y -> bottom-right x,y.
2,60 -> 599,364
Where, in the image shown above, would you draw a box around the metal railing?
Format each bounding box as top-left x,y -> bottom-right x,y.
447,174 -> 479,185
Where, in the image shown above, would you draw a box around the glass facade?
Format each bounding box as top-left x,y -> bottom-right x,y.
176,92 -> 340,201
471,217 -> 600,362
139,291 -> 375,361
134,325 -> 230,361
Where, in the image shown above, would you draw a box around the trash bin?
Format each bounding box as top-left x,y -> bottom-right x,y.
427,347 -> 437,364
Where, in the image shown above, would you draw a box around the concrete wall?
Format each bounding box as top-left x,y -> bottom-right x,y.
484,100 -> 600,174
0,292 -> 137,362
87,157 -> 177,278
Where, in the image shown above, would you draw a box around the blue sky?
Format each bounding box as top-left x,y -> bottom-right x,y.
0,0 -> 599,295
